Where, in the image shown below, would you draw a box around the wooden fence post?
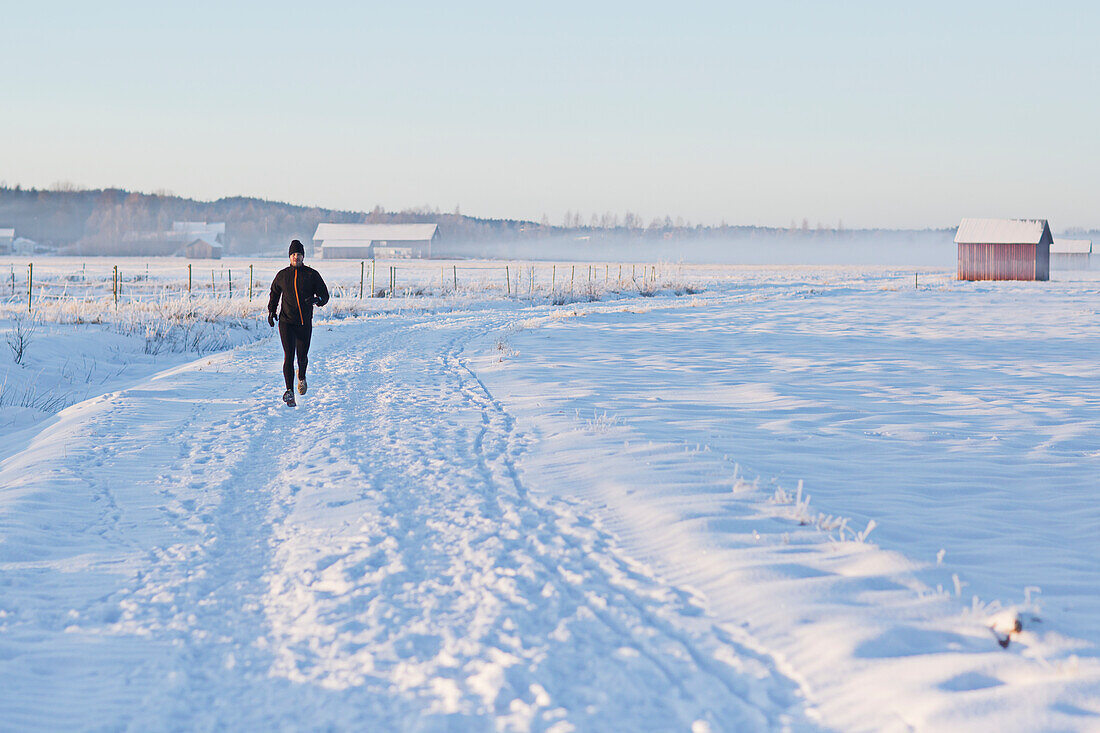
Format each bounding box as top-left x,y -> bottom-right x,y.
188,263 -> 192,294
249,264 -> 253,300
27,263 -> 32,312
371,261 -> 376,297
552,265 -> 556,292
570,265 -> 575,296
360,261 -> 365,299
211,270 -> 215,297
229,269 -> 233,298
453,264 -> 457,290
506,265 -> 511,295
113,265 -> 118,306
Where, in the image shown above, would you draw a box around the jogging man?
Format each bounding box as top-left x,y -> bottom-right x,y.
268,240 -> 329,406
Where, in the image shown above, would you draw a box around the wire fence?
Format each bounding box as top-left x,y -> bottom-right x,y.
1,259 -> 696,311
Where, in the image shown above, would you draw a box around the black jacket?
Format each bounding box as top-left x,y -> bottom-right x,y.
268,265 -> 329,325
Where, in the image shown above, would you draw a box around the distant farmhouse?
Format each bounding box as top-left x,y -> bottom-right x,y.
184,238 -> 223,260
1050,238 -> 1092,270
174,222 -> 225,259
2,230 -> 38,256
123,221 -> 227,257
313,223 -> 439,259
955,218 -> 1052,281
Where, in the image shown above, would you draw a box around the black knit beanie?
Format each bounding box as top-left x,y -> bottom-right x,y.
289,240 -> 305,256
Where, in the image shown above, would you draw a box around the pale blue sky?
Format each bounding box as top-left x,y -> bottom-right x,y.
3,1 -> 1098,228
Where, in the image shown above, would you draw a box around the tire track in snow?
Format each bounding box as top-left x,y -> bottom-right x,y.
450,343 -> 794,713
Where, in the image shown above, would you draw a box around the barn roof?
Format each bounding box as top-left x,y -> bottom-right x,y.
1051,238 -> 1092,254
174,221 -> 225,233
314,223 -> 439,242
954,218 -> 1050,245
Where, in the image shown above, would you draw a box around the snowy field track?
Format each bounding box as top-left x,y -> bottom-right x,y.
0,307 -> 815,731
2,266 -> 1100,731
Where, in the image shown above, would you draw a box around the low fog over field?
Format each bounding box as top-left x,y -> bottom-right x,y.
440,229 -> 957,266
0,186 -> 965,266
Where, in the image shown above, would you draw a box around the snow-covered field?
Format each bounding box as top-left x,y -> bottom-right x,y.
1,261 -> 1099,730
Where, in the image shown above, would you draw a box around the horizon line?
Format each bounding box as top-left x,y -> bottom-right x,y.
2,182 -> 1094,235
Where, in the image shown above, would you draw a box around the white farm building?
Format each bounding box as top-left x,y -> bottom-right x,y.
1050,238 -> 1092,270
313,223 -> 439,259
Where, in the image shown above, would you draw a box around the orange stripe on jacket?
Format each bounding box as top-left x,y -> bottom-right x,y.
293,269 -> 304,325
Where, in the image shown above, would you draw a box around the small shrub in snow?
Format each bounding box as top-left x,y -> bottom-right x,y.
58,355 -> 115,385
0,379 -> 73,412
5,313 -> 36,365
493,338 -> 517,362
767,479 -> 877,543
731,464 -> 758,493
577,409 -> 621,433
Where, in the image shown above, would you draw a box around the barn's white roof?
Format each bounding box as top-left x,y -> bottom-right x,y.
174,221 -> 225,234
954,218 -> 1050,245
0,228 -> 14,238
314,223 -> 439,242
1052,238 -> 1092,254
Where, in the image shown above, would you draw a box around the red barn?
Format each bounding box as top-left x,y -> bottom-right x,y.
955,218 -> 1052,281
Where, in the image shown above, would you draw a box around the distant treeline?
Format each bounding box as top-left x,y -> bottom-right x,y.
0,185 -> 982,258
0,187 -> 544,256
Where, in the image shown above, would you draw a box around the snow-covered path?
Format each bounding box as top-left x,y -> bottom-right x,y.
0,310 -> 813,730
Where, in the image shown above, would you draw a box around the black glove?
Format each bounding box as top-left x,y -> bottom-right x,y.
267,312 -> 276,328
311,295 -> 323,307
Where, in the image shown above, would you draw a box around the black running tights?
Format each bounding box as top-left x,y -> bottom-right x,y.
278,321 -> 312,391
